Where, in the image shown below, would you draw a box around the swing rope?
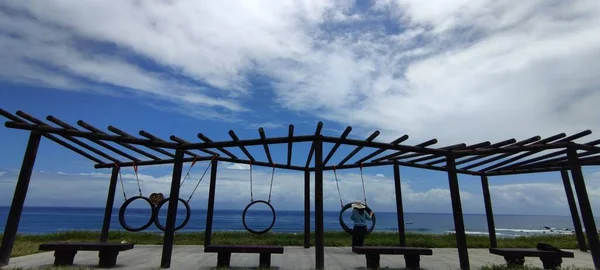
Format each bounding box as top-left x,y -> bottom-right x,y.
333,166 -> 343,208
249,161 -> 253,202
115,163 -> 127,201
133,162 -> 142,196
181,156 -> 199,186
187,155 -> 216,203
359,163 -> 367,206
268,164 -> 275,203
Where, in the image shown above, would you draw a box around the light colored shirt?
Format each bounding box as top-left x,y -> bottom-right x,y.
351,208 -> 371,226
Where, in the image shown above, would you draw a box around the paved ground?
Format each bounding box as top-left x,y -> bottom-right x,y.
3,246 -> 595,269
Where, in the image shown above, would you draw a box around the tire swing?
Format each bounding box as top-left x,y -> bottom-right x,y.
242,162 -> 277,234
153,156 -> 215,232
117,162 -> 157,232
335,164 -> 377,235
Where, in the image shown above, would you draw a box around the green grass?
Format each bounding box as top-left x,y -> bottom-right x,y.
480,265 -> 593,270
0,230 -> 583,259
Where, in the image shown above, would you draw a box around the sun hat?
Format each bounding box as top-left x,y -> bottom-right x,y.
351,201 -> 366,209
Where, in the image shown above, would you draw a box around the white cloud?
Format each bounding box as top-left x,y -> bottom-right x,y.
225,163 -> 251,170
2,168 -> 600,216
375,173 -> 384,178
1,1 -> 599,143
0,171 -> 5,177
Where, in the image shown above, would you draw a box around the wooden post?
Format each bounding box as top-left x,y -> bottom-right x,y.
447,156 -> 469,270
567,146 -> 600,268
204,158 -> 218,246
393,161 -> 406,246
304,170 -> 311,248
314,140 -> 324,269
100,166 -> 119,242
0,131 -> 42,266
481,176 -> 497,248
560,170 -> 587,251
160,149 -> 184,268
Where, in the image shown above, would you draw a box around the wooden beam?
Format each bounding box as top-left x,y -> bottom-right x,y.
447,156 -> 469,270
323,126 -> 352,166
304,170 -> 310,248
100,166 -> 119,243
314,140 -> 324,269
560,170 -> 587,252
354,135 -> 409,164
0,131 -> 42,266
337,131 -> 380,166
197,133 -> 238,160
567,146 -> 600,269
393,161 -> 406,246
258,128 -> 273,164
160,149 -> 184,268
287,125 -> 294,166
305,122 -> 323,168
481,176 -> 497,248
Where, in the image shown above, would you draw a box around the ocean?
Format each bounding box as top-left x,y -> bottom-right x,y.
0,206 -> 583,237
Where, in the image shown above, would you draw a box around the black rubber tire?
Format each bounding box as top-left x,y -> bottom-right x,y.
153,197 -> 192,232
119,196 -> 156,232
242,200 -> 276,234
339,202 -> 376,235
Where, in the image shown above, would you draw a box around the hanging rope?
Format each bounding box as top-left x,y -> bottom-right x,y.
115,163 -> 126,201
187,155 -> 216,203
360,163 -> 367,206
268,163 -> 276,203
249,160 -> 253,202
333,166 -> 343,208
133,161 -> 142,196
181,156 -> 199,186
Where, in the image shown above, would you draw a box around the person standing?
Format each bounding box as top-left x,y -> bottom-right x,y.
350,201 -> 373,246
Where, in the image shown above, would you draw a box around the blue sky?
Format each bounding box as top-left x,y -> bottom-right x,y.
1,0 -> 600,216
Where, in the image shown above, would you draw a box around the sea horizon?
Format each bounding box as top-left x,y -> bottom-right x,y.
0,205 -> 576,217
1,206 -> 591,237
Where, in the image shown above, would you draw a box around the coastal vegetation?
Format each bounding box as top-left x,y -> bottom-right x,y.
1,230 -> 583,258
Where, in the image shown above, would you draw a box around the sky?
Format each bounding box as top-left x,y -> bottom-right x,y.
1,0 -> 600,216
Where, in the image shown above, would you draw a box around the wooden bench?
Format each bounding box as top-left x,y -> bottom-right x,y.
490,248 -> 575,269
204,245 -> 284,268
39,242 -> 134,268
352,246 -> 433,270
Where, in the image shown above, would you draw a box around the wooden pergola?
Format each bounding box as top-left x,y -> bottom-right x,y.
0,108 -> 599,269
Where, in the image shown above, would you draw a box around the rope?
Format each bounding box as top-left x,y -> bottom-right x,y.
268,163 -> 275,203
333,166 -> 343,208
187,156 -> 215,203
181,156 -> 198,186
133,161 -> 142,196
249,161 -> 253,202
360,163 -> 367,206
115,163 -> 126,201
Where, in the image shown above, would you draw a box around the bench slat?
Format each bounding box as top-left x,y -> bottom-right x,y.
204,245 -> 284,254
39,242 -> 134,252
490,248 -> 574,258
352,246 -> 433,255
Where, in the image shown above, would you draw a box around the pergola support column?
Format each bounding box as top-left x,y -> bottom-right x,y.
100,166 -> 119,242
447,156 -> 469,270
481,176 -> 497,248
314,140 -> 324,269
0,131 -> 42,266
204,158 -> 219,246
567,146 -> 600,268
393,161 -> 406,246
160,149 -> 184,268
560,170 -> 587,251
304,170 -> 311,248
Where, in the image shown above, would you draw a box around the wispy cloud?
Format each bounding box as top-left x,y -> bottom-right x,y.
225,163 -> 251,170
2,168 -> 600,215
1,1 -> 598,143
